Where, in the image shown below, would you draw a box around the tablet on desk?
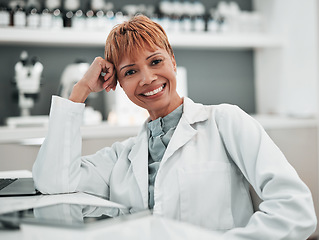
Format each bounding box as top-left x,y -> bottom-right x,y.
0,203 -> 149,230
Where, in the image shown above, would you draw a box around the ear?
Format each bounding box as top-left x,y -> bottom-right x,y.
171,54 -> 177,72
118,79 -> 123,88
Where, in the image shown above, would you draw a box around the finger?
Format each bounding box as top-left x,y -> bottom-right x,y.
104,73 -> 114,82
105,85 -> 112,92
104,77 -> 117,92
108,74 -> 117,88
102,80 -> 109,89
104,67 -> 115,81
101,69 -> 113,82
100,59 -> 113,72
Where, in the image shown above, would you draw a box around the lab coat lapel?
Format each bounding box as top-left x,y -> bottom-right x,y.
162,97 -> 209,163
127,124 -> 149,209
126,98 -> 208,207
162,117 -> 197,162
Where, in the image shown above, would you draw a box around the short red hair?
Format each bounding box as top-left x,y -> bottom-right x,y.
104,15 -> 174,71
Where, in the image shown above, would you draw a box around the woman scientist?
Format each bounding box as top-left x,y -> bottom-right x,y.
33,15 -> 317,239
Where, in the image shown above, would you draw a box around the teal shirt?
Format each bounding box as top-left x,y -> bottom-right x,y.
147,104 -> 183,209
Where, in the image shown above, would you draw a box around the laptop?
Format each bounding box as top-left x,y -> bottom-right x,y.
0,178 -> 39,196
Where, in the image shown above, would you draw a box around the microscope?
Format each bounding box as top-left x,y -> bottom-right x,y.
15,51 -> 43,117
6,51 -> 47,127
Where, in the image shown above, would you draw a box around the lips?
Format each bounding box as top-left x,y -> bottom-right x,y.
141,84 -> 165,96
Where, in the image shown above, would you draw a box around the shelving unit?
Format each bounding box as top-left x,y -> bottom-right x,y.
0,5 -> 316,128
0,27 -> 283,49
0,21 -> 316,130
0,1 -> 317,128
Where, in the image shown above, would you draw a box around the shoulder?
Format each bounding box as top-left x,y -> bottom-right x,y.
191,101 -> 261,134
209,103 -> 242,115
203,103 -> 249,123
184,97 -> 244,117
183,97 -> 253,126
110,136 -> 137,152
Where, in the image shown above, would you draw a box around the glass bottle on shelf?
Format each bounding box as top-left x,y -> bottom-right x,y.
192,0 -> 206,32
44,0 -> 63,29
114,11 -> 126,26
86,0 -> 106,30
26,7 -> 40,28
180,0 -> 193,32
13,4 -> 26,28
52,8 -> 63,29
40,8 -> 52,28
63,0 -> 80,27
0,3 -> 10,27
158,0 -> 173,32
26,0 -> 41,28
207,9 -> 218,33
72,9 -> 85,29
105,9 -> 115,33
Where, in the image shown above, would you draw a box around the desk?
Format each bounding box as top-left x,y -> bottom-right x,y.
0,193 -> 223,240
0,173 -> 223,240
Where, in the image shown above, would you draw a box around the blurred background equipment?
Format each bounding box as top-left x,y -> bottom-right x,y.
58,59 -> 89,99
0,0 -> 262,33
58,60 -> 103,125
14,50 -> 43,117
6,50 -> 48,127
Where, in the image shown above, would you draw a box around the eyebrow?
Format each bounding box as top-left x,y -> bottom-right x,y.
119,52 -> 161,72
120,64 -> 134,72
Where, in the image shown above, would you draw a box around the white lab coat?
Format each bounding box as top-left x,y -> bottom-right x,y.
33,96 -> 317,239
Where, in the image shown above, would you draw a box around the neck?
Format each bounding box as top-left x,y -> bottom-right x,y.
148,95 -> 183,120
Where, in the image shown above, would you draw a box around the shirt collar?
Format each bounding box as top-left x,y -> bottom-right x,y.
147,104 -> 183,136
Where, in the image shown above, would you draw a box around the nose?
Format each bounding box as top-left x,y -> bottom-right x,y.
139,67 -> 157,86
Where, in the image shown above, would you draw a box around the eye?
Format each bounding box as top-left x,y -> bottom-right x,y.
151,59 -> 163,65
125,69 -> 136,76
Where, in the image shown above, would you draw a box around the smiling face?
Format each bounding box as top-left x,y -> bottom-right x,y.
117,47 -> 182,120
104,15 -> 183,119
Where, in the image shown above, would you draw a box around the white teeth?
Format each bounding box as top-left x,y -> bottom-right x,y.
143,85 -> 164,96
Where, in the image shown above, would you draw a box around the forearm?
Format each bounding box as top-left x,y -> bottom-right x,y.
218,105 -> 317,239
68,81 -> 91,103
32,96 -> 85,194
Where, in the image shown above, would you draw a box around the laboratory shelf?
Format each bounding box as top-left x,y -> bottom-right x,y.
168,32 -> 284,49
0,27 -> 284,49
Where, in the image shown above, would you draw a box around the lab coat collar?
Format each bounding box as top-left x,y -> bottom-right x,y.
183,97 -> 209,124
127,97 -> 209,165
161,97 -> 209,162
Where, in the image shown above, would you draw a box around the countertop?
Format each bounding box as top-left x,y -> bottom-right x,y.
0,115 -> 317,144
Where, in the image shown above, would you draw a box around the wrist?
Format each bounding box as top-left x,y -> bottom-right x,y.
68,82 -> 91,103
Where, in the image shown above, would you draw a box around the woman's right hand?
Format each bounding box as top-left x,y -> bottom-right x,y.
69,57 -> 116,103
